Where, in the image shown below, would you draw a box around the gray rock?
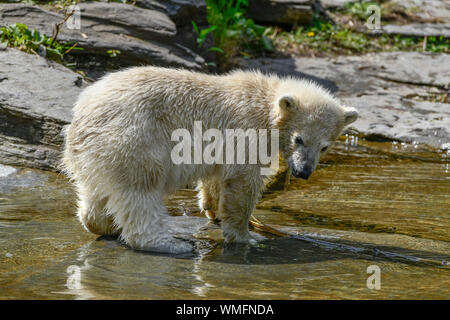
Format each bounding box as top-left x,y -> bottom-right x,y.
390,0 -> 450,24
2,47 -> 448,171
0,3 -> 205,69
0,164 -> 17,178
134,0 -> 207,55
0,49 -> 85,171
319,0 -> 359,9
239,52 -> 450,148
247,0 -> 314,26
362,52 -> 449,89
135,0 -> 207,26
371,23 -> 450,38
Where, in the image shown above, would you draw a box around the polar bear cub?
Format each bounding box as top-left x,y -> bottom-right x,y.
62,67 -> 358,253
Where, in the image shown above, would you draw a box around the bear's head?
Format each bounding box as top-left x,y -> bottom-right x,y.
270,80 -> 358,180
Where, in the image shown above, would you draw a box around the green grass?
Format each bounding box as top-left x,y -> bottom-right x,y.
0,23 -> 82,62
268,18 -> 449,56
106,49 -> 121,58
425,36 -> 450,53
192,0 -> 273,70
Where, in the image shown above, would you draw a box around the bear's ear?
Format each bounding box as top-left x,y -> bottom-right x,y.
343,106 -> 358,126
278,95 -> 295,110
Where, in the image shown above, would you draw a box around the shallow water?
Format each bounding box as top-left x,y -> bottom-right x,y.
0,137 -> 449,299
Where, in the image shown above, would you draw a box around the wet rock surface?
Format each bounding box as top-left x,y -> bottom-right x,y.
0,49 -> 85,170
239,52 -> 450,148
0,3 -> 205,69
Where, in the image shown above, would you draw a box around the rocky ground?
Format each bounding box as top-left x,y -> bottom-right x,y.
0,0 -> 449,171
0,3 -> 205,72
0,49 -> 86,170
240,52 -> 450,148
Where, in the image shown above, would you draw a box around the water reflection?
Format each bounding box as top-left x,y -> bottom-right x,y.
53,243 -> 95,300
43,231 -> 449,300
190,247 -> 216,297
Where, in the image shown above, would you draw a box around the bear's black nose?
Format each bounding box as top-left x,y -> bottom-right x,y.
298,170 -> 312,180
292,166 -> 312,180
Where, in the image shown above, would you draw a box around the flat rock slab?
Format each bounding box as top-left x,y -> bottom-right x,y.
319,0 -> 359,9
239,52 -> 450,148
371,23 -> 450,38
0,49 -> 85,170
0,3 -> 204,69
325,0 -> 449,37
390,0 -> 450,24
322,0 -> 449,23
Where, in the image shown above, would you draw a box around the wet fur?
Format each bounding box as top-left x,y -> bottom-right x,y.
62,67 -> 358,253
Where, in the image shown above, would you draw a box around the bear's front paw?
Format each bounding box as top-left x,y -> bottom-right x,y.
154,237 -> 193,254
223,230 -> 260,246
131,236 -> 194,254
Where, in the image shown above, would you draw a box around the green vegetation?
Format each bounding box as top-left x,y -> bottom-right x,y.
192,0 -> 273,70
425,36 -> 450,53
267,18 -> 449,56
106,49 -> 121,58
3,0 -> 448,67
192,0 -> 448,67
343,1 -> 380,21
0,23 -> 82,62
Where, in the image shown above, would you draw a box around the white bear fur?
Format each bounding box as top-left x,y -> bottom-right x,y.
62,66 -> 358,253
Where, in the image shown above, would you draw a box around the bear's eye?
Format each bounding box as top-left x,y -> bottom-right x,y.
321,146 -> 328,152
295,136 -> 304,146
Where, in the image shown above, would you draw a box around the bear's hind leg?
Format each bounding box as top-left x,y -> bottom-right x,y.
197,179 -> 221,221
77,186 -> 118,236
108,189 -> 193,254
